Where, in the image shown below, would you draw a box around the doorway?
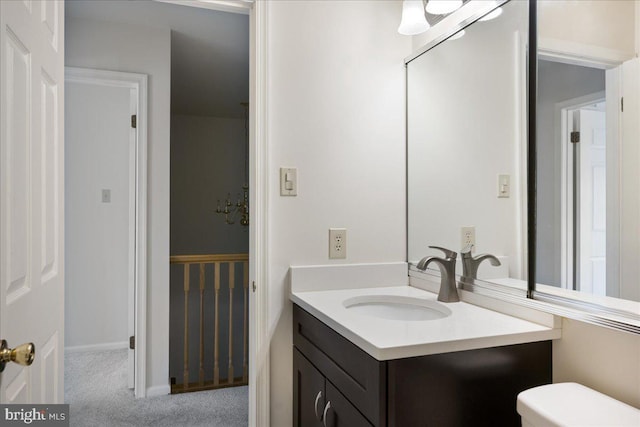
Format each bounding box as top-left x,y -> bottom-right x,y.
168,9 -> 250,393
1,0 -> 266,420
64,0 -> 250,422
64,67 -> 148,396
561,97 -> 607,295
537,55 -> 640,300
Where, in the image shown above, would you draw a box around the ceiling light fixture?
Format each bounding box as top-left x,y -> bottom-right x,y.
448,29 -> 465,40
425,0 -> 463,15
398,0 -> 431,35
479,7 -> 503,22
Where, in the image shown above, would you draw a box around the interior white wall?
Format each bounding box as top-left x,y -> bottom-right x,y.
536,60 -> 605,287
554,319 -> 640,408
65,82 -> 131,349
265,1 -> 411,424
65,17 -> 171,395
538,0 -> 636,57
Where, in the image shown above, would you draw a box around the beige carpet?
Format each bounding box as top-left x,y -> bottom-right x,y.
65,349 -> 248,427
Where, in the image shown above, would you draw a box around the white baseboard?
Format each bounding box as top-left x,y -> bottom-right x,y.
65,341 -> 129,353
146,384 -> 171,398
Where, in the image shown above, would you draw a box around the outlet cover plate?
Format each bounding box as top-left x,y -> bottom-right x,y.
461,226 -> 475,250
329,228 -> 347,259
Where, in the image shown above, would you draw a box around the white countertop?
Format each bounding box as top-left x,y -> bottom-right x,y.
291,284 -> 561,360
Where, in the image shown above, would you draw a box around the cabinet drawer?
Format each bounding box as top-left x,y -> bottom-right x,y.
293,304 -> 386,427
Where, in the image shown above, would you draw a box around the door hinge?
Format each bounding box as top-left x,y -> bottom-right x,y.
621,97 -> 624,112
570,131 -> 580,143
131,114 -> 137,128
252,281 -> 256,292
129,336 -> 135,350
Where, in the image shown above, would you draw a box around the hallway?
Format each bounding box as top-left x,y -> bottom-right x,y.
65,349 -> 248,427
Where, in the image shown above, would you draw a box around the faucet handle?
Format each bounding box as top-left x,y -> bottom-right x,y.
428,246 -> 457,259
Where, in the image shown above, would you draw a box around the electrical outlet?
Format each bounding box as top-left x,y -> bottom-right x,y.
329,228 -> 347,259
461,226 -> 475,249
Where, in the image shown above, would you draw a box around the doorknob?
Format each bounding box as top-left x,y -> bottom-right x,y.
0,340 -> 35,372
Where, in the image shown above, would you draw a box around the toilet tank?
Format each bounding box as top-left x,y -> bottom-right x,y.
517,382 -> 640,427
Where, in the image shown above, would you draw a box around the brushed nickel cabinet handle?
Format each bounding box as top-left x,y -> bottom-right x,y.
314,390 -> 323,421
322,401 -> 333,427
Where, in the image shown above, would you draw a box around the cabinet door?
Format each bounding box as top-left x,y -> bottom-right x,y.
324,381 -> 373,427
293,349 -> 325,427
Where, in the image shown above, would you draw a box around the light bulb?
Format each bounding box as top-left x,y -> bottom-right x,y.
425,0 -> 463,15
448,29 -> 465,40
398,0 -> 430,35
479,7 -> 503,22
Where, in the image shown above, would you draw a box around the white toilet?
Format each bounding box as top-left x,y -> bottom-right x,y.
517,382 -> 640,427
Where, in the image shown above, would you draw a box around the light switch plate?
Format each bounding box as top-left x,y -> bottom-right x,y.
280,167 -> 297,196
498,174 -> 510,198
102,189 -> 111,203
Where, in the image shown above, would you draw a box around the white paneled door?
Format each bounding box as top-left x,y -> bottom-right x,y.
577,108 -> 606,296
0,0 -> 65,403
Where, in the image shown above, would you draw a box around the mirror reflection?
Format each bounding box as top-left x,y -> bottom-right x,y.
536,0 -> 640,303
407,0 -> 529,283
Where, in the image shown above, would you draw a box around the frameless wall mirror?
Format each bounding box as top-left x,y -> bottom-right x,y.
407,0 -> 530,289
535,0 -> 640,305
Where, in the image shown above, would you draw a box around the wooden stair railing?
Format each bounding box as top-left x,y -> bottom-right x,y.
170,253 -> 249,393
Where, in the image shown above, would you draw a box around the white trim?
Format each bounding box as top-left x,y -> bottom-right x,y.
539,37 -> 632,70
136,74 -> 149,400
145,384 -> 171,397
249,0 -> 269,425
154,0 -> 252,15
65,341 -> 129,353
514,29 -> 528,280
128,77 -> 137,390
64,67 -> 148,399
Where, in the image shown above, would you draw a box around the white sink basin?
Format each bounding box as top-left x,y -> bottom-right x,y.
343,295 -> 452,321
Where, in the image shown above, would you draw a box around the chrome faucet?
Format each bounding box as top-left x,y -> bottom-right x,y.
416,246 -> 460,303
460,244 -> 501,282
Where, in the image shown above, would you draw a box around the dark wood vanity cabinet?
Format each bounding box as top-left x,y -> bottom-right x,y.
294,349 -> 372,427
293,304 -> 385,427
293,304 -> 552,427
